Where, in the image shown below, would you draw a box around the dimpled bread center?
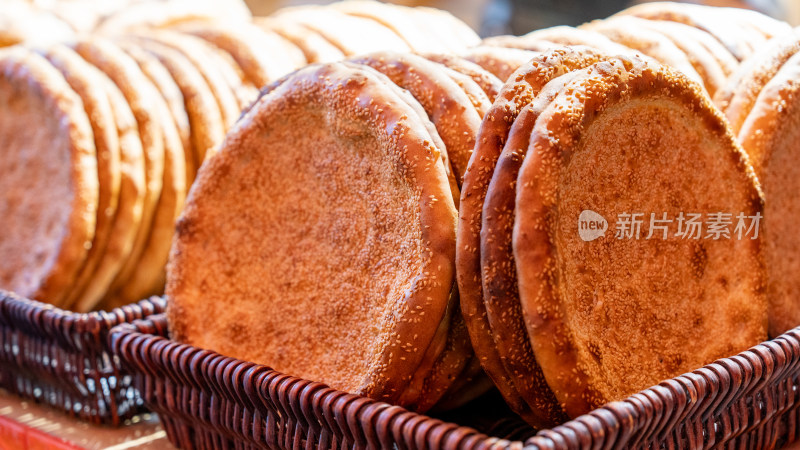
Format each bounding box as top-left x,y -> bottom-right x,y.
179,104 -> 424,392
0,81 -> 72,295
554,98 -> 762,401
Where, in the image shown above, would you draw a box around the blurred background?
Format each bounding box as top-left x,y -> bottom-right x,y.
243,0 -> 800,36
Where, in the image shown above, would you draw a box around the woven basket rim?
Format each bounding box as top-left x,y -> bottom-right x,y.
0,289 -> 166,347
110,311 -> 800,449
0,290 -> 168,425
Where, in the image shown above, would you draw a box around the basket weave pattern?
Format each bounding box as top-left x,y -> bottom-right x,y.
110,313 -> 800,449
0,291 -> 166,425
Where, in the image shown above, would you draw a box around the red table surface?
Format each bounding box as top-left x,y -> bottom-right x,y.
0,389 -> 172,450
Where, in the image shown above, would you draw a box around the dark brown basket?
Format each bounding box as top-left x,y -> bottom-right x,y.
0,290 -> 166,425
110,313 -> 800,449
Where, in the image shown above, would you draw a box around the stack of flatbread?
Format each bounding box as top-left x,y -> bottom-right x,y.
715,31 -> 800,339
166,3 -> 778,420
0,0 -> 788,425
0,0 -> 480,312
457,46 -> 767,426
476,2 -> 790,97
166,52 -> 503,412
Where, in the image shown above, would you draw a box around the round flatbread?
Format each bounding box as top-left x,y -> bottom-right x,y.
0,48 -> 97,305
103,85 -> 186,308
482,71 -> 588,428
41,44 -> 122,310
513,56 -> 767,417
73,39 -> 165,308
715,33 -> 800,134
167,62 -> 457,407
730,51 -> 800,337
459,47 -> 606,427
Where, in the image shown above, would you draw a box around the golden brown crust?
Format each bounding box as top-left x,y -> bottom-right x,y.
339,61 -> 459,210
167,62 -> 456,407
0,48 -> 98,305
338,65 -> 464,396
422,53 -> 503,103
458,46 -> 606,427
482,71 -> 586,427
514,56 -> 766,417
461,46 -> 538,82
734,52 -> 800,337
715,33 -> 800,135
40,44 -> 121,310
350,52 -> 482,185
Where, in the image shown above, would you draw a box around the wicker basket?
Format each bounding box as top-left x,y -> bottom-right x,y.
109,313 -> 800,449
0,290 -> 166,425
